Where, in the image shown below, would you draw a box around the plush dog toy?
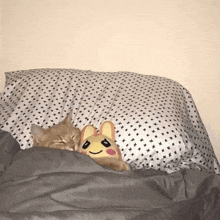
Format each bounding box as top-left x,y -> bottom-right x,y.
78,121 -> 122,160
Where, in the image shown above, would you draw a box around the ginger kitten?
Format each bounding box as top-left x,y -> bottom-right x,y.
31,114 -> 81,151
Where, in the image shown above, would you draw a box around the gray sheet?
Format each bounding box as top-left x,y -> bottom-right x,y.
1,147 -> 220,220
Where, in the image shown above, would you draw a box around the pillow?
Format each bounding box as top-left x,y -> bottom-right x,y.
0,68 -> 219,174
0,129 -> 20,172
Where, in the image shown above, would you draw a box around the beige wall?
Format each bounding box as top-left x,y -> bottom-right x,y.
1,0 -> 220,161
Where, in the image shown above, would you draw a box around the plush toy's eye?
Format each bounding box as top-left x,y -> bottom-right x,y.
101,139 -> 111,148
82,140 -> 90,149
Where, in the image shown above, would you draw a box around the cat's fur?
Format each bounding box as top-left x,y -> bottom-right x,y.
31,115 -> 81,151
31,115 -> 130,171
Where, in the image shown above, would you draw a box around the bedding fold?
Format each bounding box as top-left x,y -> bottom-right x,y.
0,147 -> 220,219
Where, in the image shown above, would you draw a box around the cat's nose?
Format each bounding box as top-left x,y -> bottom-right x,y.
74,144 -> 79,151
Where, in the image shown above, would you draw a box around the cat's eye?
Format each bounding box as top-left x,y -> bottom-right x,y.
82,140 -> 90,149
101,139 -> 111,148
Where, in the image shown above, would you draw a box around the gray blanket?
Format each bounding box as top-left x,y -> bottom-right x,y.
1,146 -> 220,220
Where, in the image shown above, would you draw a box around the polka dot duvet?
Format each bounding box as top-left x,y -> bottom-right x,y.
0,68 -> 219,174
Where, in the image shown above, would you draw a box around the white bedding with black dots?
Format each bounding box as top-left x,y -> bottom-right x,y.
0,68 -> 219,174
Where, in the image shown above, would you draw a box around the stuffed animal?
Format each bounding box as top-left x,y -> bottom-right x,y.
78,121 -> 122,159
78,121 -> 130,171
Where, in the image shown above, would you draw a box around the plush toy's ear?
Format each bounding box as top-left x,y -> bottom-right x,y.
99,121 -> 115,141
81,125 -> 97,142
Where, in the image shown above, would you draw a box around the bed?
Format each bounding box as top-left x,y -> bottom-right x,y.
0,68 -> 220,219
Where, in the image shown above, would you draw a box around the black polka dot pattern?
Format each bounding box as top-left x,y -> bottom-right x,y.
0,68 -> 219,174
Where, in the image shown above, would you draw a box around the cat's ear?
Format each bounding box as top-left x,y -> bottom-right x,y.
31,124 -> 45,143
61,113 -> 72,125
